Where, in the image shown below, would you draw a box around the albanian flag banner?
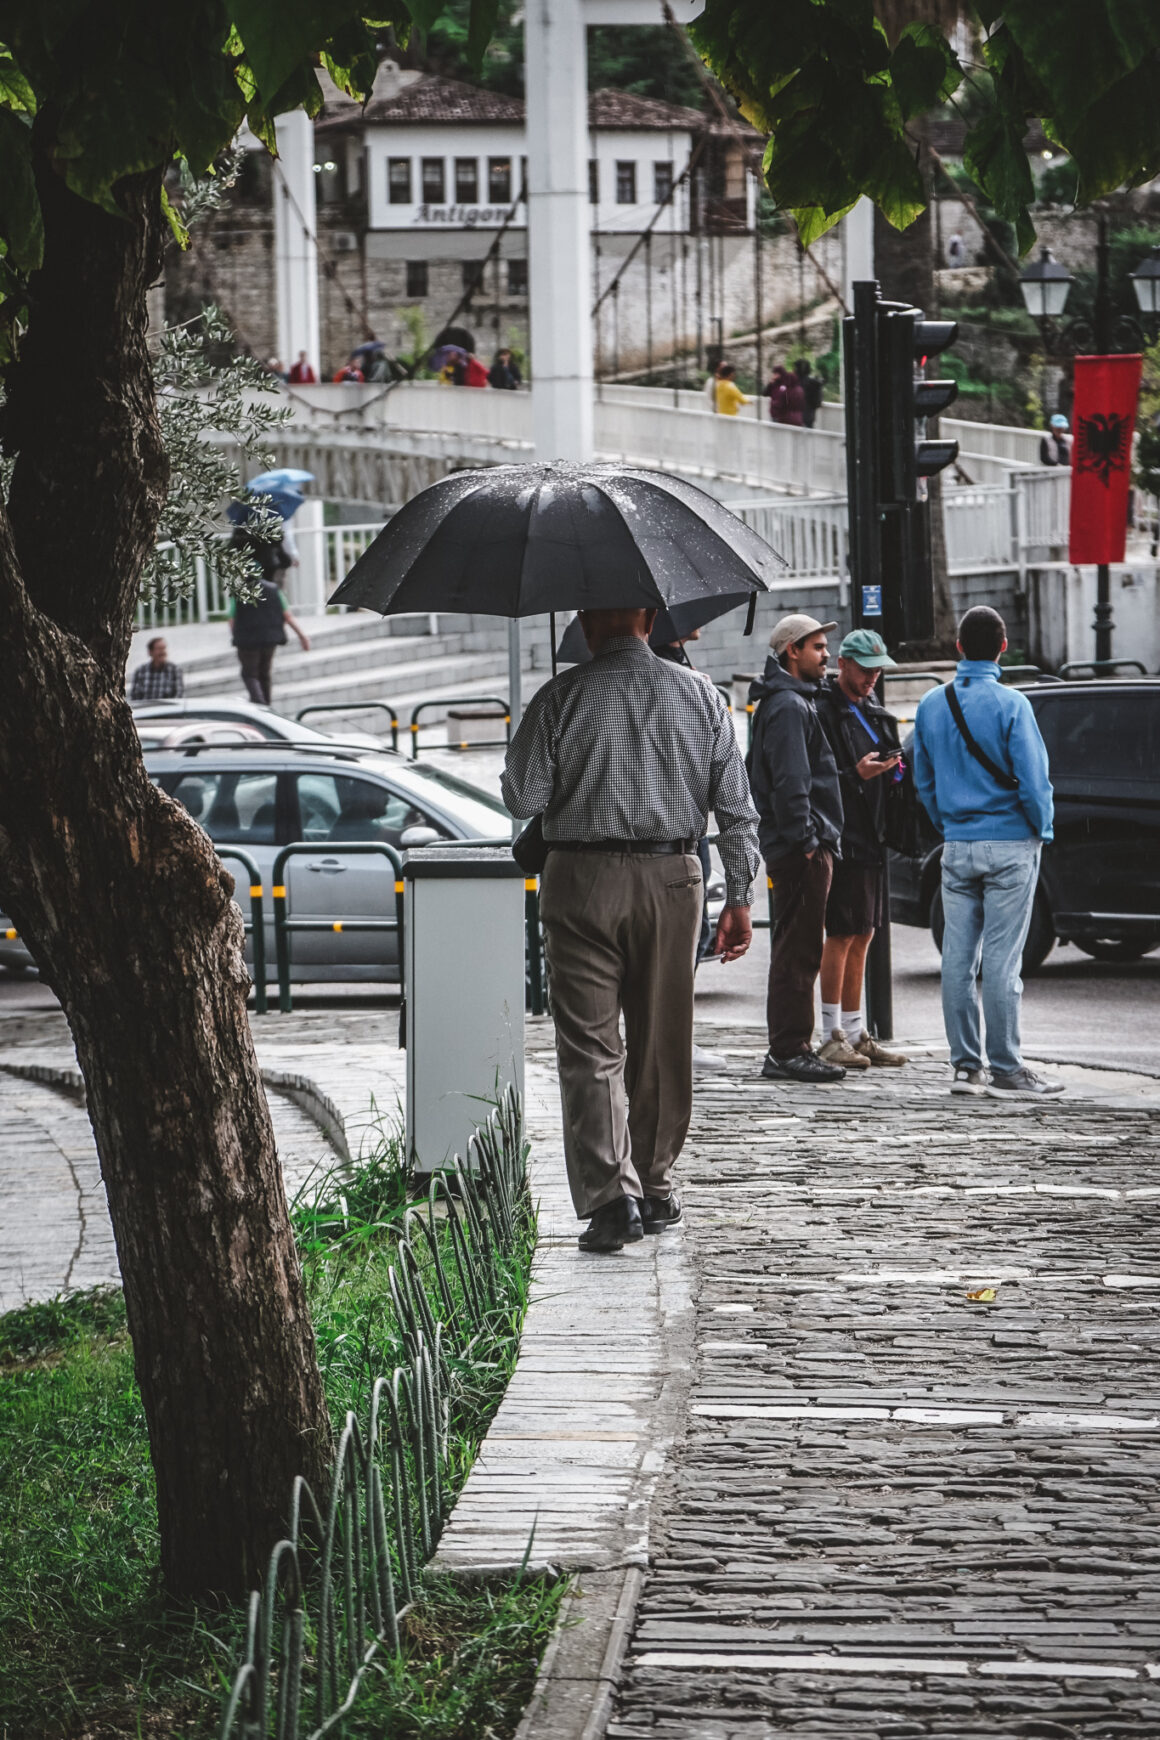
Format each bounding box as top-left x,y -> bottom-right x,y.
1068,353 -> 1143,565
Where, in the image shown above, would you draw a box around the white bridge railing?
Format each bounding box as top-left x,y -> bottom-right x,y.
139,465 -> 1071,631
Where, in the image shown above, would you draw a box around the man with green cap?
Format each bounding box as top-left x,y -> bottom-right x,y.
814,629 -> 909,1068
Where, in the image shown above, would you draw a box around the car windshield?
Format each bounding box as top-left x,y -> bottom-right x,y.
401,764 -> 510,836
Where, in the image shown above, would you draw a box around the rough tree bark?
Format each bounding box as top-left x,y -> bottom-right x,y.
0,151 -> 332,1597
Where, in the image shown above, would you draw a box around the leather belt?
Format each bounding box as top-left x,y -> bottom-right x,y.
553,838 -> 696,856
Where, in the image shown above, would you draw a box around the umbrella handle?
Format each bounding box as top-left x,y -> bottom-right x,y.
745,594 -> 757,636
550,612 -> 557,677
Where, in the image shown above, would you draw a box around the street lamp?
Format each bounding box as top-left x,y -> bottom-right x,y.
1019,247 -> 1073,321
1129,244 -> 1160,322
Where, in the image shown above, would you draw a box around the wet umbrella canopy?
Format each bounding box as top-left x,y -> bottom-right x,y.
329,462 -> 784,619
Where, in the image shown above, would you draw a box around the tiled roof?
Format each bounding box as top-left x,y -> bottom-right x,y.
317,73 -> 737,134
317,74 -> 525,131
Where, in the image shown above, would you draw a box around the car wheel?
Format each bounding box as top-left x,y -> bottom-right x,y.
1073,937 -> 1160,963
929,886 -> 1055,975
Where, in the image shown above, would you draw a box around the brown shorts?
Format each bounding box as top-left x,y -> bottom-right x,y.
825,859 -> 884,937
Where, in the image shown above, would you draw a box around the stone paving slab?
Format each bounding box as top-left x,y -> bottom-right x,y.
612,1029 -> 1160,1737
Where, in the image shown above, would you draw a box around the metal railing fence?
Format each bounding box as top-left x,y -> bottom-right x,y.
218,1089 -> 529,1740
409,695 -> 511,757
270,843 -> 405,1015
296,703 -> 400,753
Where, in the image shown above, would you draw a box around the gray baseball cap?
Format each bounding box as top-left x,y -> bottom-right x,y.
769,613 -> 839,655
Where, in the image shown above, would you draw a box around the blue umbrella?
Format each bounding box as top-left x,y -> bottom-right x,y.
245,469 -> 315,493
227,489 -> 304,526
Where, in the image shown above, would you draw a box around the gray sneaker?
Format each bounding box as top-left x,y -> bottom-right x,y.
987,1067 -> 1065,1099
950,1067 -> 989,1095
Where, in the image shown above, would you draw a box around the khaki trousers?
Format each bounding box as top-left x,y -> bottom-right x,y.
539,849 -> 703,1220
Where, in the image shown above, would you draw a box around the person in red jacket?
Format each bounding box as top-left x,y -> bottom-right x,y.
332,360 -> 365,383
463,353 -> 489,388
287,351 -> 317,384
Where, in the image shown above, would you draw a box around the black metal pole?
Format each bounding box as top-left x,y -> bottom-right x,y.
865,856 -> 893,1041
1093,211 -> 1115,669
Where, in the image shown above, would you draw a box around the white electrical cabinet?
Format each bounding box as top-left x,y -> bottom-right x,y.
404,845 -> 526,1174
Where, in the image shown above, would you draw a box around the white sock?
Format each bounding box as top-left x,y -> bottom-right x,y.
821,1002 -> 841,1041
843,1010 -> 863,1042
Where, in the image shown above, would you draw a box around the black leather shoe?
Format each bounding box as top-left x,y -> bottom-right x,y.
579,1196 -> 645,1252
762,1050 -> 846,1083
641,1191 -> 683,1234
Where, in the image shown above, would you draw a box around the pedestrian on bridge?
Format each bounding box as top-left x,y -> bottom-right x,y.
913,606 -> 1062,1099
714,363 -> 751,416
501,607 -> 759,1254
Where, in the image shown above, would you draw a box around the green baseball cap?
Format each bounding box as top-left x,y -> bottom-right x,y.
839,628 -> 896,669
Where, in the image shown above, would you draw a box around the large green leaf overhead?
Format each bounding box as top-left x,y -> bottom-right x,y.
691,0 -> 1160,250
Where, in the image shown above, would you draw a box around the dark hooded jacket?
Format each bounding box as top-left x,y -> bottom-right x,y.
814,676 -> 901,865
747,654 -> 843,864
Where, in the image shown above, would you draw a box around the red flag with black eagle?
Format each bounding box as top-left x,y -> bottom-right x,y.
1068,353 -> 1143,564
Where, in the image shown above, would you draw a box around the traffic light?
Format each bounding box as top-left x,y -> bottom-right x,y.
877,307 -> 960,503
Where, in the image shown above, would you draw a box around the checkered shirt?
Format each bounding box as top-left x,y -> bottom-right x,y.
129,662 -> 184,701
501,635 -> 760,905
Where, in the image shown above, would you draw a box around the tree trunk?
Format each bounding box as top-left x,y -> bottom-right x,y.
0,150 -> 332,1597
873,120 -> 958,654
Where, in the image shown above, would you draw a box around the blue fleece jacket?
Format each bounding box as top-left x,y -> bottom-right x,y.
912,661 -> 1054,842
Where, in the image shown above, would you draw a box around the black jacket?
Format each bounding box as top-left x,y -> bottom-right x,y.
748,655 -> 843,864
814,677 -> 901,865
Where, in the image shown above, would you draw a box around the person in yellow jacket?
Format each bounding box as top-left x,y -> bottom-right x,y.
714,363 -> 751,416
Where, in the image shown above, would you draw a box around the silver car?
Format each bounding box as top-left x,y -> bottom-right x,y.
147,743 -> 511,984
0,744 -> 510,983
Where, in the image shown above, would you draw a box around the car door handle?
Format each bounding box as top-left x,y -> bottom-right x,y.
306,859 -> 348,873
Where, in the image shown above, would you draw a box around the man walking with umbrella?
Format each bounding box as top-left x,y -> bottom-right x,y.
502,606 -> 760,1253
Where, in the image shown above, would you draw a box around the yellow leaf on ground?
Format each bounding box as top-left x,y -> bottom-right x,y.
966,1287 -> 997,1302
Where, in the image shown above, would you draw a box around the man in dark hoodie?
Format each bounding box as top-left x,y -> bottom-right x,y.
749,613 -> 845,1082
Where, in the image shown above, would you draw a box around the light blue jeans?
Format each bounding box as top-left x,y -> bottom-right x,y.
940,838 -> 1041,1076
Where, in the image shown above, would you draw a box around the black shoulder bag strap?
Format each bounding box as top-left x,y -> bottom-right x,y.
943,683 -> 1019,792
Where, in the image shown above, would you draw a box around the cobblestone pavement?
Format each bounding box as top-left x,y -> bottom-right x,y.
0,1014 -> 369,1311
612,1032 -> 1160,1738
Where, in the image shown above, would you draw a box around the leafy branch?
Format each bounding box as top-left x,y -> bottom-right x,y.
691,1 -> 1160,252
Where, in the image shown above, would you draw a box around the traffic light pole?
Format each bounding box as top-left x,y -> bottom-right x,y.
844,283 -> 961,1043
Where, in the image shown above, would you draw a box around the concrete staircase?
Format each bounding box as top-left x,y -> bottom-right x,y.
175,611 -> 541,744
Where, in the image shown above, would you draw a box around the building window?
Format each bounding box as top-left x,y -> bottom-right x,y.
653,161 -> 674,205
507,258 -> 528,295
421,158 -> 445,202
462,260 -> 484,293
616,161 -> 636,204
387,157 -> 412,204
488,157 -> 512,203
589,160 -> 600,204
520,156 -> 528,197
406,260 -> 428,298
455,157 -> 479,203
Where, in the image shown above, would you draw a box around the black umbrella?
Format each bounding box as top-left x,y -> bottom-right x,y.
555,590 -> 755,665
329,461 -> 786,620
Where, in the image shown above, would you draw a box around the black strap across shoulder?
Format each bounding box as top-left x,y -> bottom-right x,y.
943,683 -> 1019,792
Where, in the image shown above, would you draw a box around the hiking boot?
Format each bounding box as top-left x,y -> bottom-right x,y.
817,1029 -> 871,1070
854,1030 -> 909,1068
987,1066 -> 1065,1099
950,1067 -> 990,1095
762,1050 -> 846,1083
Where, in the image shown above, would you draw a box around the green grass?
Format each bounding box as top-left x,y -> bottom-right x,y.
0,1130 -> 561,1740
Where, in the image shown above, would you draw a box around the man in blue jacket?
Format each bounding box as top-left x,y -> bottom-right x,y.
913,606 -> 1062,1099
